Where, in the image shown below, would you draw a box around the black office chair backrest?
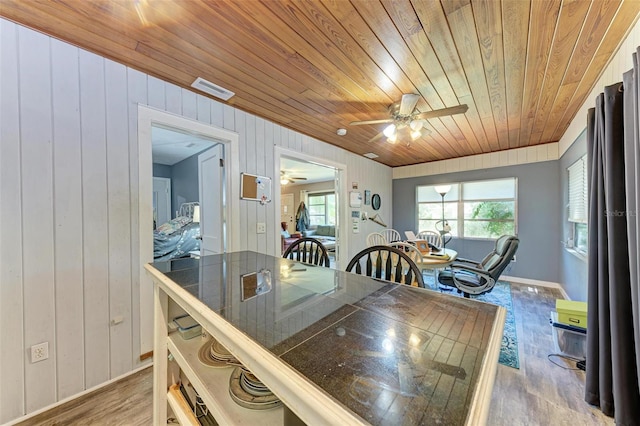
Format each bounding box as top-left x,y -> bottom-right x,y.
480,235 -> 519,280
345,245 -> 425,288
282,237 -> 331,267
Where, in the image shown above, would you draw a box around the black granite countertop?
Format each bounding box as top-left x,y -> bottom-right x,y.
151,251 -> 500,425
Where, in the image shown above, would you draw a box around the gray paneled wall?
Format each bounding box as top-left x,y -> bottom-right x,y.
392,161 -> 562,283
171,151 -> 206,216
0,18 -> 391,423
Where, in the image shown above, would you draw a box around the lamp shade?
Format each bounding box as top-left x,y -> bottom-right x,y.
192,205 -> 200,223
383,123 -> 396,138
434,185 -> 451,196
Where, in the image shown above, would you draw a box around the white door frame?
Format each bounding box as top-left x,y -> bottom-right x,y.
273,147 -> 348,268
138,105 -> 239,355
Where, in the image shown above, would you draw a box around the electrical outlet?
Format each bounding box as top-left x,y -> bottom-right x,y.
256,222 -> 266,234
31,342 -> 49,363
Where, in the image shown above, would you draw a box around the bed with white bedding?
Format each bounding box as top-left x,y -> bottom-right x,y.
153,202 -> 200,261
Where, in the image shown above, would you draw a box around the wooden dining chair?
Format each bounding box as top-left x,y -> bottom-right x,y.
380,229 -> 402,243
346,245 -> 425,288
387,241 -> 424,265
366,232 -> 387,246
417,230 -> 443,248
282,237 -> 331,267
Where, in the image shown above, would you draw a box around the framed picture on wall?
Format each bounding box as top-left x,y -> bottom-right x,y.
364,190 -> 371,205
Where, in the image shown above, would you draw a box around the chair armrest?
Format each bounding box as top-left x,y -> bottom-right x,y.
291,233 -> 302,238
452,257 -> 479,265
449,263 -> 487,276
451,263 -> 495,296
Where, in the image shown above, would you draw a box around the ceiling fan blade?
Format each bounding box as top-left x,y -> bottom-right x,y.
291,177 -> 307,181
399,94 -> 420,116
368,132 -> 385,143
412,104 -> 469,120
350,118 -> 394,126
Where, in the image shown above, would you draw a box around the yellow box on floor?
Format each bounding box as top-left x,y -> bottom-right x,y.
556,299 -> 587,329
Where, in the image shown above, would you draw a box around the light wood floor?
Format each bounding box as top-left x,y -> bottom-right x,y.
15,368 -> 153,426
16,283 -> 611,425
487,283 -> 611,425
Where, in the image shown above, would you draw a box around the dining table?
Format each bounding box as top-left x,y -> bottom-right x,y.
417,247 -> 458,269
146,251 -> 505,426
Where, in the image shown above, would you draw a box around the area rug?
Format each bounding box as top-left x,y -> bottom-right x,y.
424,276 -> 519,369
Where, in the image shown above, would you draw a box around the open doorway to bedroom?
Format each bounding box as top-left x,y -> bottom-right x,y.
138,105 -> 240,357
151,125 -> 220,260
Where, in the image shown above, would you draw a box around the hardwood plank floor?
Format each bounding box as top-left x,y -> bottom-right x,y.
14,368 -> 153,426
487,283 -> 611,425
15,282 -> 611,425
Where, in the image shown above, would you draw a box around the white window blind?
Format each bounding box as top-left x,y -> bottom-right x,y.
568,155 -> 587,223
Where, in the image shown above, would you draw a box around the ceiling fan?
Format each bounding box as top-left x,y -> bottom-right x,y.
280,171 -> 307,185
350,94 -> 468,146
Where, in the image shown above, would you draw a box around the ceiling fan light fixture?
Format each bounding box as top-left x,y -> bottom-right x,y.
383,124 -> 396,138
411,129 -> 422,140
280,178 -> 289,185
387,134 -> 398,144
410,119 -> 423,131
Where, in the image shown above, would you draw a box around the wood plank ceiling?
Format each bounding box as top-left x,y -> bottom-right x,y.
2,0 -> 638,167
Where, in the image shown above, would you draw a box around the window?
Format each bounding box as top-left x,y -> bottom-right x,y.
308,192 -> 336,226
568,155 -> 588,254
417,178 -> 517,239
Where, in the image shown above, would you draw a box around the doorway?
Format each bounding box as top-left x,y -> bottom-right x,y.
275,147 -> 347,269
138,105 -> 239,356
150,124 -> 223,256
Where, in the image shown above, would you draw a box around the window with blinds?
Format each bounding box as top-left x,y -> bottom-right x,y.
568,155 -> 587,223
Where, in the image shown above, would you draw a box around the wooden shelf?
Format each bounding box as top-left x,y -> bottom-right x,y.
167,384 -> 199,426
168,334 -> 284,426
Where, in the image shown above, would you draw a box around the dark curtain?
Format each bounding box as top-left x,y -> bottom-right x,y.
585,48 -> 640,426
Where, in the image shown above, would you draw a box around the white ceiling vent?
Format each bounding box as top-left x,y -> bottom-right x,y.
363,152 -> 379,159
191,77 -> 235,100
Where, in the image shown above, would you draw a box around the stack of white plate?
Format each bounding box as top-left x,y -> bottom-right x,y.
197,338 -> 241,368
228,367 -> 282,410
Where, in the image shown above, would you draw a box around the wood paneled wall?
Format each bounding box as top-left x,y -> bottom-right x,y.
559,18 -> 640,155
0,18 -> 391,423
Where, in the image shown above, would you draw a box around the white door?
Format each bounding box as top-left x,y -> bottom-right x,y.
281,193 -> 295,233
152,177 -> 171,227
199,144 -> 224,255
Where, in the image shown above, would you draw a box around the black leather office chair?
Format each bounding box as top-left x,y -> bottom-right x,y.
438,235 -> 519,297
282,237 -> 331,267
346,245 -> 425,288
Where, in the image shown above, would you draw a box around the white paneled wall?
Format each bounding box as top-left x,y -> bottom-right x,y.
393,142 -> 560,179
0,18 -> 392,423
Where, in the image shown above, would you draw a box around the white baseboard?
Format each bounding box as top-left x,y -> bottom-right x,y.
4,362 -> 153,426
501,275 -> 571,300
